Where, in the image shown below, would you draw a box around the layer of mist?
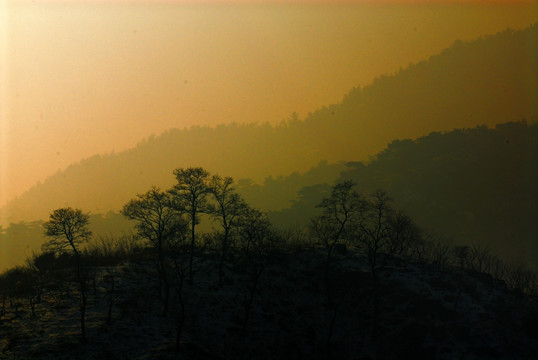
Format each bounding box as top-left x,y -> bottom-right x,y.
272,121 -> 538,269
1,24 -> 536,225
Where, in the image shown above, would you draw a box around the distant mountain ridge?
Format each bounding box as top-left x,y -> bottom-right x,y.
2,24 -> 536,224
272,121 -> 538,269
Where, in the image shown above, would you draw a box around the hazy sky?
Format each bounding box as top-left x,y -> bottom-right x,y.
1,0 -> 537,209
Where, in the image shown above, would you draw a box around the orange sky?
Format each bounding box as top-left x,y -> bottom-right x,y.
5,1 -> 536,6
20,1 -> 537,3
1,0 -> 537,212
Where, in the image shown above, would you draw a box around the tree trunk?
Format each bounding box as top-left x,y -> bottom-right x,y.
80,288 -> 87,342
372,269 -> 379,346
74,251 -> 87,343
189,216 -> 195,285
326,246 -> 335,307
175,295 -> 185,351
218,229 -> 229,286
242,267 -> 263,336
327,306 -> 337,356
162,266 -> 170,317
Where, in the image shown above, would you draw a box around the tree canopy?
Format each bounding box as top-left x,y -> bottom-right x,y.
43,207 -> 92,255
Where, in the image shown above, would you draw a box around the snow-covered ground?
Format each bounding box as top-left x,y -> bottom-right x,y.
1,248 -> 537,359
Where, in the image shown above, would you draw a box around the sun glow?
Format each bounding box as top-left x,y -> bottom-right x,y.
1,0 -> 10,221
1,0 -> 537,210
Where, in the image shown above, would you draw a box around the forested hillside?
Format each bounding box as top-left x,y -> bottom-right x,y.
272,121 -> 538,269
2,121 -> 535,273
1,24 -> 536,224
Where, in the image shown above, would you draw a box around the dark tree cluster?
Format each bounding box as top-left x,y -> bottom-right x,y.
0,171 -> 536,360
120,167 -> 278,347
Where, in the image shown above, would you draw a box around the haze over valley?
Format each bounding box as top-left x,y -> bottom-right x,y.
2,0 -> 538,208
1,2 -> 537,358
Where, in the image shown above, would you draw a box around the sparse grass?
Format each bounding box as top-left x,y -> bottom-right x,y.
278,226 -> 316,253
83,233 -> 144,266
0,232 -> 537,359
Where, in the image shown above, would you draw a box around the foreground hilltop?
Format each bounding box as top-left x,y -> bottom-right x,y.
0,239 -> 536,359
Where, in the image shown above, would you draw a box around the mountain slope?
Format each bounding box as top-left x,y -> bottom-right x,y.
272,121 -> 538,269
2,24 -> 536,224
1,247 -> 537,359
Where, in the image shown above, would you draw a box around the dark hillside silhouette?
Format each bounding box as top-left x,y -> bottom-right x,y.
1,210 -> 537,359
0,168 -> 537,359
273,121 -> 538,269
1,24 -> 536,224
236,160 -> 346,211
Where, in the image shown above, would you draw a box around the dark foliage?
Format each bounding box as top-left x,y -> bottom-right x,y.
275,121 -> 538,269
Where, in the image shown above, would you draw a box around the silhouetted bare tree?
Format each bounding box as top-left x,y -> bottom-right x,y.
452,245 -> 470,270
102,268 -> 119,325
355,190 -> 393,345
310,181 -> 363,306
166,233 -> 189,351
387,209 -> 421,257
238,207 -> 279,335
468,242 -> 491,273
43,207 -> 92,342
311,181 -> 363,263
430,236 -> 453,272
237,207 -> 272,254
357,190 -> 393,273
170,167 -> 211,284
208,175 -> 248,285
122,186 -> 187,315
